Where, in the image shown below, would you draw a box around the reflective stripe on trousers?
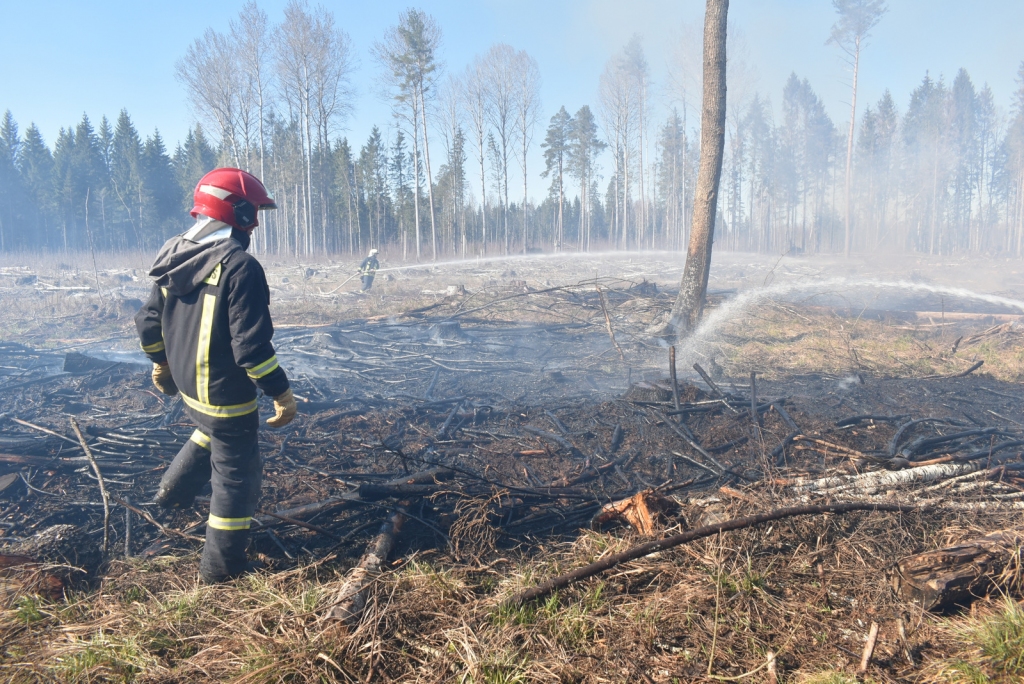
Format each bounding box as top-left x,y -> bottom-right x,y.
199,412 -> 262,583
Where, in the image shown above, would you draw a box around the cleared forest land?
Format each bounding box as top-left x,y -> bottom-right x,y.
2,251 -> 1024,683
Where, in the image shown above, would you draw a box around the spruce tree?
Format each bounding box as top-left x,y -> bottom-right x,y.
111,110 -> 145,248
18,124 -> 55,248
0,111 -> 21,251
142,130 -> 180,240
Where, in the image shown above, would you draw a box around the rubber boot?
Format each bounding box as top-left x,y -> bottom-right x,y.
153,430 -> 212,509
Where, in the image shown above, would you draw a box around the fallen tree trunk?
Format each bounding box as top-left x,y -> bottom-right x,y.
324,510 -> 406,625
788,461 -> 984,494
506,501 -> 919,606
893,529 -> 1024,611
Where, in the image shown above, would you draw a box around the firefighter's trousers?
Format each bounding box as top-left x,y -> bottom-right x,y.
361,274 -> 375,290
155,412 -> 262,582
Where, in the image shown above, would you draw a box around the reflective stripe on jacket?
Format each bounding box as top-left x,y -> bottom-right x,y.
135,231 -> 289,422
359,256 -> 379,275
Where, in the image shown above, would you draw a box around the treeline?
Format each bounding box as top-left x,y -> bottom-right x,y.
0,111 -> 213,252
720,66 -> 1024,256
3,0 -> 1024,258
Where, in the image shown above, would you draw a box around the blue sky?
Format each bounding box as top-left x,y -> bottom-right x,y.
3,0 -> 1023,201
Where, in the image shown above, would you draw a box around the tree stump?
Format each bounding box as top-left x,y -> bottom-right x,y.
431,321 -> 468,341
893,529 -> 1024,610
622,382 -> 673,403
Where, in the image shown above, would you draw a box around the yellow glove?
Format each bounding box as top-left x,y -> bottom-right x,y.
266,388 -> 297,428
152,362 -> 178,396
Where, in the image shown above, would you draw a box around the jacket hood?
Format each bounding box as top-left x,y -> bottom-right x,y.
148,229 -> 251,296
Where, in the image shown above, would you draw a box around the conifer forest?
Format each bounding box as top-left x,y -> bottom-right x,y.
3,1 -> 1024,260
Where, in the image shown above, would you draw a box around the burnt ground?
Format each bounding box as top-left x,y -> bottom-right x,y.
2,326 -> 1022,565
1,254 -> 1024,682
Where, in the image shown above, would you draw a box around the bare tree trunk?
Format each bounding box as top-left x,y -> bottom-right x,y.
479,152 -> 487,254
839,39 -> 856,259
639,83 -> 646,249
618,139 -> 626,248
412,101 -> 422,260
668,0 -> 728,335
613,134 -> 620,249
557,156 -> 564,251
503,145 -> 510,255
418,86 -> 438,261
522,136 -> 529,252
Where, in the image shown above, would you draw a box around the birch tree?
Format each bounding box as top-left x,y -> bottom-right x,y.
307,8 -> 353,251
231,2 -> 274,180
175,29 -> 241,166
514,49 -> 541,251
481,43 -> 517,254
464,60 -> 490,253
276,1 -> 317,253
622,38 -> 650,249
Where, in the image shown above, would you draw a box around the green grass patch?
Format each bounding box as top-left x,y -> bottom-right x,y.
959,597 -> 1024,677
14,595 -> 45,624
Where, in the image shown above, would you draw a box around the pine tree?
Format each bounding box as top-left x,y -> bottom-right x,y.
567,105 -> 605,250
97,116 -> 114,171
541,106 -> 572,250
975,85 -> 996,250
1003,62 -> 1024,255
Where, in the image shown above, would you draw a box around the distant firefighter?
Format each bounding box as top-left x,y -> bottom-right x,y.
359,248 -> 380,291
135,167 -> 296,584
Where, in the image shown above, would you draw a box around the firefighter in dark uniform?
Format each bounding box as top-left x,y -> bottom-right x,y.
135,167 -> 297,583
359,248 -> 380,291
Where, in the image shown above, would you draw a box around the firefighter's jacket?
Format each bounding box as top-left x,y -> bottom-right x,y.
135,228 -> 289,426
359,256 -> 380,275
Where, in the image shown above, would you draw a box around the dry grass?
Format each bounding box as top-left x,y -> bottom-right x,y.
3,504 -> 1020,682
710,301 -> 1024,383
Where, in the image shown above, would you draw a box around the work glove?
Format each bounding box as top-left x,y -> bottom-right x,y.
266,388 -> 297,428
152,362 -> 178,396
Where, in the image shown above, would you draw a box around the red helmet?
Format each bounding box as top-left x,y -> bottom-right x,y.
190,168 -> 277,231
